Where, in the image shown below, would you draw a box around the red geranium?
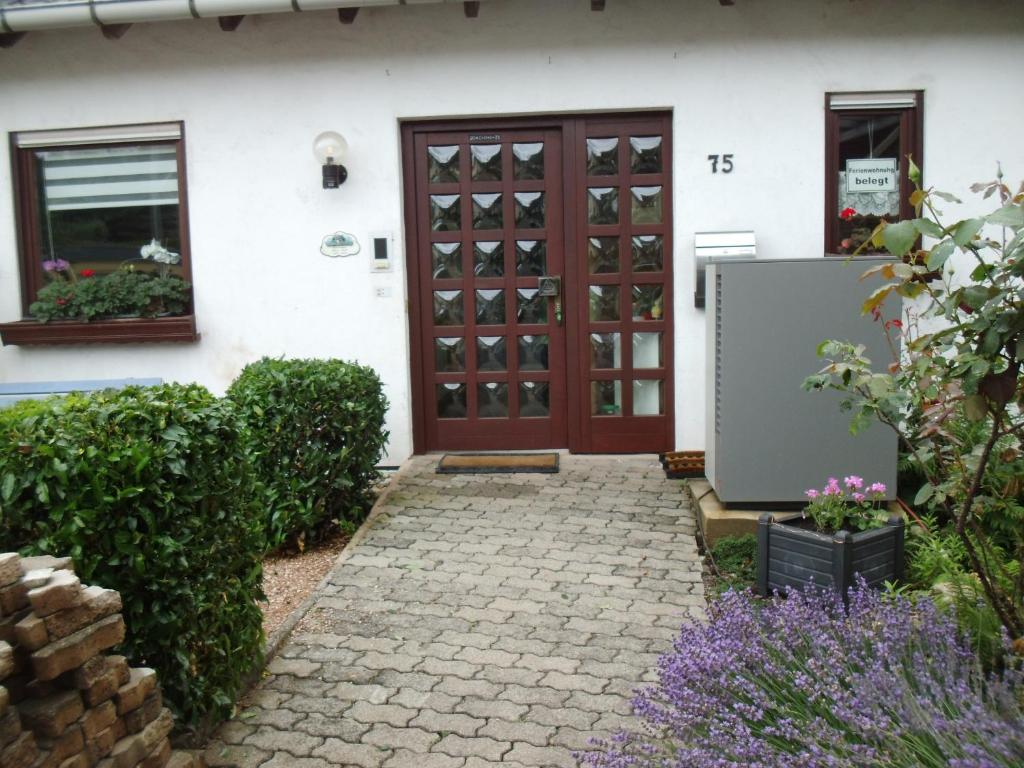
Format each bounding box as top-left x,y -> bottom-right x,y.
840,207 -> 857,221
80,269 -> 96,278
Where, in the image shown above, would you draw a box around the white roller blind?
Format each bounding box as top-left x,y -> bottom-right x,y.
829,92 -> 918,110
38,145 -> 179,212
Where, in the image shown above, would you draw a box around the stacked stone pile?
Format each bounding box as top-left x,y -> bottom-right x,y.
0,552 -> 202,768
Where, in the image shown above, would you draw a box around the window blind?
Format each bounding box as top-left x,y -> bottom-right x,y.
38,145 -> 179,211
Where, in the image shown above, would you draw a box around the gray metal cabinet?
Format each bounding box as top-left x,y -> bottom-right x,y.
705,258 -> 897,504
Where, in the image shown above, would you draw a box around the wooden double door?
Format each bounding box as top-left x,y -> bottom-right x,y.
403,113 -> 673,453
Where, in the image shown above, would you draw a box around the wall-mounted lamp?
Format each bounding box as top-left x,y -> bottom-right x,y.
313,131 -> 348,188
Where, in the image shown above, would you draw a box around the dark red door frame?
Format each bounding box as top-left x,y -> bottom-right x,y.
401,112 -> 674,454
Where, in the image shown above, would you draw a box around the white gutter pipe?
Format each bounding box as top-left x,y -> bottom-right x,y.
0,0 -> 484,34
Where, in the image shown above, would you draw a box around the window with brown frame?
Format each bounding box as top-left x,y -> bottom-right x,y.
825,91 -> 923,255
1,122 -> 197,345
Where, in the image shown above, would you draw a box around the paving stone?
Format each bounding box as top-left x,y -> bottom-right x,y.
31,614 -> 125,681
293,712 -> 369,740
455,698 -> 527,721
240,706 -> 304,729
115,667 -> 157,715
525,704 -> 600,729
243,726 -> 322,756
517,653 -> 580,674
417,657 -> 479,679
312,738 -> 390,767
348,701 -> 418,728
538,671 -> 608,694
215,721 -> 255,745
478,718 -> 555,747
433,678 -> 502,699
266,657 -> 321,678
361,652 -> 420,673
42,586 -> 121,641
373,671 -> 444,692
0,554 -> 21,588
27,570 -> 82,617
550,725 -> 612,751
389,688 -> 460,713
204,741 -> 272,765
431,734 -> 509,761
410,710 -> 484,738
260,755 -> 334,768
383,749 -> 464,768
503,743 -> 577,768
285,694 -> 352,716
498,685 -> 569,708
362,723 -> 440,752
474,666 -> 543,686
202,454 -> 702,768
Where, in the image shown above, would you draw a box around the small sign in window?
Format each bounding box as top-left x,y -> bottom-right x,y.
845,158 -> 897,193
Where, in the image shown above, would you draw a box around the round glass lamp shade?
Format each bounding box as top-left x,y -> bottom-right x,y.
313,131 -> 348,164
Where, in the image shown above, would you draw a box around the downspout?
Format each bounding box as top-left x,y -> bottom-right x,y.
0,0 -> 482,34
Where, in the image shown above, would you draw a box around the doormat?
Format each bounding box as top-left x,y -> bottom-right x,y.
437,453 -> 560,474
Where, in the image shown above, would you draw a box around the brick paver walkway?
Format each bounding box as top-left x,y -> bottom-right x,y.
205,453 -> 704,768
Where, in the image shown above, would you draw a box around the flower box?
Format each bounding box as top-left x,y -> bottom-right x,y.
0,315 -> 199,346
756,513 -> 905,598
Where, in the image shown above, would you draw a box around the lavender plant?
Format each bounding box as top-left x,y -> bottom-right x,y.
582,584 -> 1023,768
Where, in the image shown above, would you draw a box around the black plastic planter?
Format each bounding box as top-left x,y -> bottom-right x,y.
756,513 -> 905,598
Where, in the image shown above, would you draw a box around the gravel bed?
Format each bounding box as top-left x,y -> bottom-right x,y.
259,530 -> 349,638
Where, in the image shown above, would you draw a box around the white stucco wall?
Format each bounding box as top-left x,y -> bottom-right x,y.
1,0 -> 1022,463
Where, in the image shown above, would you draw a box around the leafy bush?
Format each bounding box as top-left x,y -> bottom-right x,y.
29,270 -> 191,322
805,172 -> 1024,645
0,385 -> 264,736
227,358 -> 389,550
583,584 -> 1024,768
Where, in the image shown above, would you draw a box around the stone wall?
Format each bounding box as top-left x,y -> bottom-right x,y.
0,552 -> 202,768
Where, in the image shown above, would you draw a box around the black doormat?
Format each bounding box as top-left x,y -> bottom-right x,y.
437,452 -> 560,474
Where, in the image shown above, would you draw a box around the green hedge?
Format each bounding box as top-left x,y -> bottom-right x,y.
227,357 -> 389,550
0,385 -> 264,736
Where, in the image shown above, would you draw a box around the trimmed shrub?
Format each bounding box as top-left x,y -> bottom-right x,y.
0,385 -> 264,736
227,357 -> 389,550
582,584 -> 1024,768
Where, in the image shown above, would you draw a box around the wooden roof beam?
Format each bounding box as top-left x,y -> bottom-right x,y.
338,7 -> 358,23
0,32 -> 26,48
100,23 -> 131,39
719,0 -> 736,5
464,1 -> 479,18
592,0 -> 605,10
218,15 -> 245,31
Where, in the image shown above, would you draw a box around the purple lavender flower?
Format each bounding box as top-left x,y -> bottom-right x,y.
580,584 -> 1024,768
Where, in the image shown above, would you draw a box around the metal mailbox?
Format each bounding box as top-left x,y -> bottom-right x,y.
694,230 -> 756,308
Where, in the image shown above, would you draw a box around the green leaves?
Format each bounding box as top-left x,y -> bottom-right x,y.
952,218 -> 985,247
986,203 -> 1024,228
881,220 -> 918,257
227,358 -> 389,552
0,384 -> 265,734
926,240 -> 955,271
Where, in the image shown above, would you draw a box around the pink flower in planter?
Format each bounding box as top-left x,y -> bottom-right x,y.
869,482 -> 887,496
805,489 -> 819,500
844,475 -> 864,491
852,492 -> 866,503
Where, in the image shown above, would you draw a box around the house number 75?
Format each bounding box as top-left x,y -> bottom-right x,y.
708,154 -> 734,173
